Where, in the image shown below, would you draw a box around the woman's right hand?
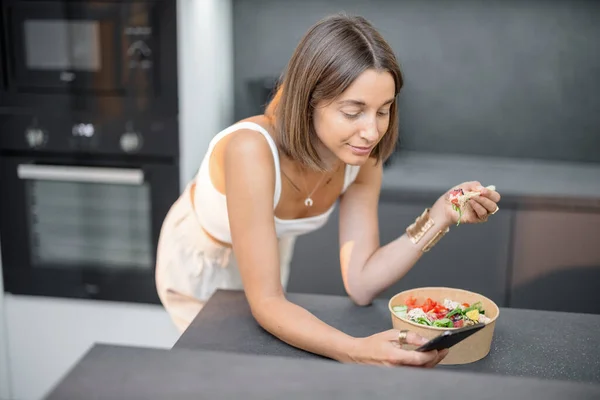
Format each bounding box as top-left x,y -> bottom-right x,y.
348,329 -> 449,368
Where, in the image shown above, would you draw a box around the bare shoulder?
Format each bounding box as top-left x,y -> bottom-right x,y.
209,116 -> 278,194
223,128 -> 278,206
225,116 -> 278,173
224,128 -> 276,172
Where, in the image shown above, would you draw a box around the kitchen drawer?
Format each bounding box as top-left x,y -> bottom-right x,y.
509,209 -> 600,314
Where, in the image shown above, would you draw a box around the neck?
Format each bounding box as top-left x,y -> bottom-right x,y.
313,141 -> 342,173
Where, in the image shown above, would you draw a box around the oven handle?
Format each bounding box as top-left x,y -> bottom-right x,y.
17,164 -> 144,185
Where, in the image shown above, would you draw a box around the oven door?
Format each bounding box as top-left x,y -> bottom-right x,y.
6,1 -> 127,94
0,156 -> 178,304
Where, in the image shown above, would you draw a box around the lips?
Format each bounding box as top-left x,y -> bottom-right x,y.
348,144 -> 373,156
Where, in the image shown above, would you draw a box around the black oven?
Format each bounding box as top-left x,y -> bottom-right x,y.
0,111 -> 179,304
0,0 -> 177,115
0,5 -> 6,94
0,0 -> 179,304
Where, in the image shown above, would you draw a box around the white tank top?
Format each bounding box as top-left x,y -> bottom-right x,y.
193,122 -> 361,244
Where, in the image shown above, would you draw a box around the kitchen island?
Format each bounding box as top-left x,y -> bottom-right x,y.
44,343 -> 600,400
174,289 -> 600,385
44,289 -> 600,399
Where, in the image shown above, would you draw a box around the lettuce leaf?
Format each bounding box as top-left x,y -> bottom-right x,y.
433,318 -> 453,328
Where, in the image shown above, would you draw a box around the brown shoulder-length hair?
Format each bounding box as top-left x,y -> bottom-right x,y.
266,13 -> 403,171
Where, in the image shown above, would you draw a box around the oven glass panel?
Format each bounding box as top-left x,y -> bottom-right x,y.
25,179 -> 152,270
24,20 -> 102,71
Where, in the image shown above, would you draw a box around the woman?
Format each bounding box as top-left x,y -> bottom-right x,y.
155,13 -> 501,368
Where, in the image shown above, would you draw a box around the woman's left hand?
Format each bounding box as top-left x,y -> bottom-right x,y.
433,181 -> 502,226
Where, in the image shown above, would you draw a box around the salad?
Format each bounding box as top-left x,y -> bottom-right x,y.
392,296 -> 491,328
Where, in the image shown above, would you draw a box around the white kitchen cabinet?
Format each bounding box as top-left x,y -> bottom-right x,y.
5,295 -> 180,400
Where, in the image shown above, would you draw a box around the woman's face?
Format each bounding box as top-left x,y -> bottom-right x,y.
312,68 -> 396,167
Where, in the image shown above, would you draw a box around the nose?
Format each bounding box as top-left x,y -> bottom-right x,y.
359,116 -> 379,143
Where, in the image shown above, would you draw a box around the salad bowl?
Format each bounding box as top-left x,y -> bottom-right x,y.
388,287 -> 500,365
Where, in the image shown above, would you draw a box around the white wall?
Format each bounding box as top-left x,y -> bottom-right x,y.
5,295 -> 180,400
0,237 -> 12,400
177,0 -> 235,189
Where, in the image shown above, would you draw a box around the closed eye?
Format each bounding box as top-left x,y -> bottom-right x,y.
342,109 -> 390,120
342,112 -> 361,120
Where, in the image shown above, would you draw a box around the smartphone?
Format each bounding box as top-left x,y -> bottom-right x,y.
415,323 -> 486,352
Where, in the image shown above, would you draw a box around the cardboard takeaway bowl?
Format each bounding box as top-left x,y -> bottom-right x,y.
388,287 -> 500,365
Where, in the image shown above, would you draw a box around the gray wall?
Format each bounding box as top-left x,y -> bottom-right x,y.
233,0 -> 600,164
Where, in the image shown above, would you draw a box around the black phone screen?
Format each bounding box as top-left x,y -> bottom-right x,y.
415,323 -> 486,352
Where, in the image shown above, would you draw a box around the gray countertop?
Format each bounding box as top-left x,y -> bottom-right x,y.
381,151 -> 600,208
45,344 -> 600,400
174,290 -> 600,385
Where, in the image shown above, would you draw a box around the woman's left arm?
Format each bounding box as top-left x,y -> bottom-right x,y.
338,158 -> 500,306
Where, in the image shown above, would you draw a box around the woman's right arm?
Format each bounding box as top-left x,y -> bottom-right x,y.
224,130 -> 445,366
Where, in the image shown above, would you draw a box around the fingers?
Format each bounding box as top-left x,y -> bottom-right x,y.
392,348 -> 439,367
404,331 -> 429,347
404,347 -> 449,368
424,354 -> 441,368
386,329 -> 405,343
385,330 -> 448,368
470,194 -> 497,213
438,348 -> 450,361
388,329 -> 428,347
469,199 -> 489,220
478,186 -> 501,203
424,348 -> 449,368
454,181 -> 501,203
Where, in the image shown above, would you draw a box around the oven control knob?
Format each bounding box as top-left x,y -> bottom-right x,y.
120,131 -> 143,153
25,127 -> 47,148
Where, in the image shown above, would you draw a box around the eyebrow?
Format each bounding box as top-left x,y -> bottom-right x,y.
337,98 -> 395,107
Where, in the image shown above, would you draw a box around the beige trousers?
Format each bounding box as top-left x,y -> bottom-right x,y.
155,182 -> 296,333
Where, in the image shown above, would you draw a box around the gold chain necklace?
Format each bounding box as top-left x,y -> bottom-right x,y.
301,173 -> 327,207
280,164 -> 341,207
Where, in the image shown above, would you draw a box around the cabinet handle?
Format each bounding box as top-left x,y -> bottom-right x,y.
17,164 -> 144,185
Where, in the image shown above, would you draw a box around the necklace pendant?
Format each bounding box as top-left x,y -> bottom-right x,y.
304,198 -> 314,207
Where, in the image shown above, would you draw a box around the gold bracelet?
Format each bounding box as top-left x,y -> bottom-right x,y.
406,208 -> 435,244
406,208 -> 450,252
422,226 -> 450,253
